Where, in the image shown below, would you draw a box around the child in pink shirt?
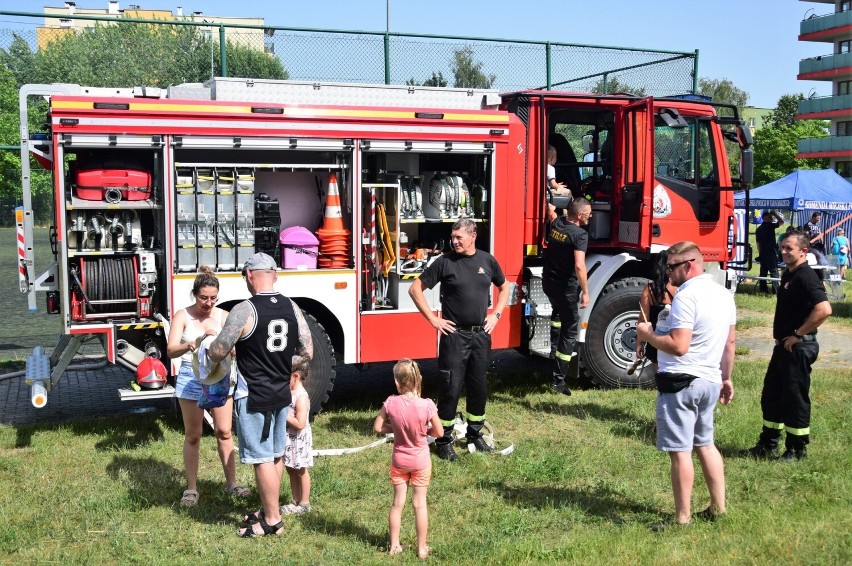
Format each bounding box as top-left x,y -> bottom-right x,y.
373,359 -> 442,560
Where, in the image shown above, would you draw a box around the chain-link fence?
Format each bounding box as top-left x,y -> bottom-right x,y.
0,11 -> 697,93
0,11 -> 697,226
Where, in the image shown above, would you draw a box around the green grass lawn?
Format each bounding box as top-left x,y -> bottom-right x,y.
1,357 -> 850,564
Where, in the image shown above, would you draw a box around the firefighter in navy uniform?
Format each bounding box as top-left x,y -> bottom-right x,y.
542,199 -> 592,394
745,232 -> 831,462
409,218 -> 511,461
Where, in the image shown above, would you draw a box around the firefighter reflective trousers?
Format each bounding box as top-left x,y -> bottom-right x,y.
542,278 -> 580,382
436,328 -> 491,443
759,341 -> 818,449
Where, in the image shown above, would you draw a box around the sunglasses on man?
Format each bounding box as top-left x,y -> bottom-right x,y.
666,258 -> 694,272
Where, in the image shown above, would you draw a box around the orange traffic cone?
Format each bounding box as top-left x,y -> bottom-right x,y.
318,173 -> 347,233
316,173 -> 351,269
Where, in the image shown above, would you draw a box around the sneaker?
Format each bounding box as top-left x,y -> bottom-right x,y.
742,443 -> 779,459
468,437 -> 494,453
435,442 -> 458,462
292,503 -> 312,515
778,448 -> 807,462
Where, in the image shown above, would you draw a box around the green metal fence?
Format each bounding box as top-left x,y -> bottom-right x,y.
0,10 -> 698,226
0,10 -> 698,93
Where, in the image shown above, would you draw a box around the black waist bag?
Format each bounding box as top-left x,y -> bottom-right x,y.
655,372 -> 697,393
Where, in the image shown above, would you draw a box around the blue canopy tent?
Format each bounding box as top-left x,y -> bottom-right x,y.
733,169 -> 852,264
734,169 -> 852,212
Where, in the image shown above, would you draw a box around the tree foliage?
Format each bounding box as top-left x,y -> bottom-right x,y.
753,114 -> 829,186
3,20 -> 287,89
451,46 -> 495,89
0,68 -> 21,198
697,77 -> 749,116
766,93 -> 804,129
406,71 -> 448,87
591,76 -> 647,96
406,46 -> 493,89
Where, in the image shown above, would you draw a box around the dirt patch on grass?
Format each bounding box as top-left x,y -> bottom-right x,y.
735,308 -> 852,369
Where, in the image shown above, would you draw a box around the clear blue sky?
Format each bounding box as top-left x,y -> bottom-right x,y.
3,0 -> 832,108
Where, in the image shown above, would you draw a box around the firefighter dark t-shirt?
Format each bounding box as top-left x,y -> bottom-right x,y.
542,216 -> 588,284
235,292 -> 298,413
419,249 -> 505,326
773,264 -> 827,340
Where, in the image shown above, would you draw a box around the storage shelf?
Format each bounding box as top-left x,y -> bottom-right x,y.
402,217 -> 487,224
66,196 -> 163,210
67,249 -> 148,257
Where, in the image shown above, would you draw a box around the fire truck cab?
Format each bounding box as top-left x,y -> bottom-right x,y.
17,78 -> 752,412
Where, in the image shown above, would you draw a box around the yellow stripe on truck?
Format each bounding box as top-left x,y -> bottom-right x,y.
51,100 -> 510,123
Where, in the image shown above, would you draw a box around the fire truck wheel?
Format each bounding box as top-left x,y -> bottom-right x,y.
579,277 -> 654,389
303,312 -> 336,417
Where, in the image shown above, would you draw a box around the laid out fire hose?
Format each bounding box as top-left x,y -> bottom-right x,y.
313,417 -> 514,457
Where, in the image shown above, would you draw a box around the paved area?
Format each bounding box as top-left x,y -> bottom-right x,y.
0,363 -> 174,425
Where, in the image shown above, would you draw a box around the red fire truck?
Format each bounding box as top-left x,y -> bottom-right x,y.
17,78 -> 752,413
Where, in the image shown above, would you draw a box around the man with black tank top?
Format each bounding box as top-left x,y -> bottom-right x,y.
208,252 -> 313,537
409,218 -> 510,462
744,232 -> 831,462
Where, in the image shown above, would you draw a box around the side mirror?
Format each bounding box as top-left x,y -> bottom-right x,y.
737,123 -> 753,148
740,148 -> 754,185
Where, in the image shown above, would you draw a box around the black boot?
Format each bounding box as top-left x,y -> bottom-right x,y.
434,442 -> 459,461
778,447 -> 807,462
466,421 -> 493,453
743,427 -> 781,458
550,356 -> 572,395
434,423 -> 458,461
778,435 -> 808,463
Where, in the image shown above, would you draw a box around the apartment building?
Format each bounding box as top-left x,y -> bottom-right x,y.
38,2 -> 267,52
797,0 -> 852,181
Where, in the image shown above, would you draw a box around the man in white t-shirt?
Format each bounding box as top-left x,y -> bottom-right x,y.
637,241 -> 736,531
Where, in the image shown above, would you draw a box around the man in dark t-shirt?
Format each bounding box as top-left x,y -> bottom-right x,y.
542,199 -> 592,394
804,211 -> 825,255
208,252 -> 313,536
409,218 -> 510,461
745,233 -> 831,462
755,211 -> 783,294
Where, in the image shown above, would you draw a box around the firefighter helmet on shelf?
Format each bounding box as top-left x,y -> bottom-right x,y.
136,357 -> 167,389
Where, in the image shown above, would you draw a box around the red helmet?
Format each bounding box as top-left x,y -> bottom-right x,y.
136,357 -> 167,389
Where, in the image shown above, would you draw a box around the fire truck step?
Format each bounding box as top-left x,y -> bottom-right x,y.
118,384 -> 175,401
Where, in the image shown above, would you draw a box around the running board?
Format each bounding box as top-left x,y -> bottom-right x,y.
118,385 -> 175,401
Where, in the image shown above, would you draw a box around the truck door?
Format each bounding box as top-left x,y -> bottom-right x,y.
618,98 -> 654,251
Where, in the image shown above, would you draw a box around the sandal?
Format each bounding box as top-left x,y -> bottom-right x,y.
225,483 -> 252,498
280,502 -> 299,515
238,517 -> 283,538
418,546 -> 431,559
179,489 -> 199,507
388,545 -> 404,556
242,509 -> 264,525
694,506 -> 724,522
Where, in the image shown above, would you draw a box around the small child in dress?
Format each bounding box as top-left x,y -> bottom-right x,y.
282,358 -> 313,515
373,359 -> 442,560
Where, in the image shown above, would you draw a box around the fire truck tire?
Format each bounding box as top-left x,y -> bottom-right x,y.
304,312 -> 336,417
579,277 -> 654,389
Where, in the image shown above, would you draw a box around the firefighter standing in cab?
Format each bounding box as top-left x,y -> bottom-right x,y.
542,199 -> 592,395
409,218 -> 510,461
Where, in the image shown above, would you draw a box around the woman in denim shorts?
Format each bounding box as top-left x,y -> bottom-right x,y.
166,266 -> 250,507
